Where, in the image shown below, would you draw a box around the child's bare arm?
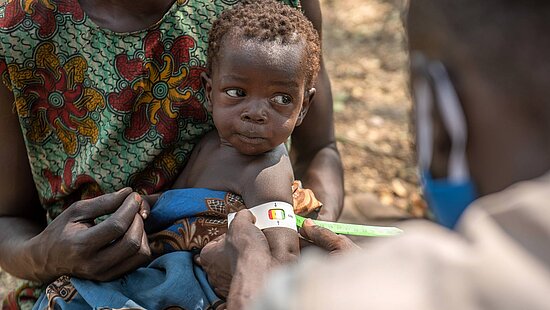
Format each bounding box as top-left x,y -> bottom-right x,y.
240,147 -> 300,264
262,227 -> 299,263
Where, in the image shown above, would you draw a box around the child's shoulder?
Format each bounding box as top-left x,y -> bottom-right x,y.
249,144 -> 290,168
241,145 -> 292,186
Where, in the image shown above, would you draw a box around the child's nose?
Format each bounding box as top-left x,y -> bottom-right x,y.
241,102 -> 268,124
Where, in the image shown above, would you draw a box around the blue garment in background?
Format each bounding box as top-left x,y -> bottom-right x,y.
421,171 -> 477,229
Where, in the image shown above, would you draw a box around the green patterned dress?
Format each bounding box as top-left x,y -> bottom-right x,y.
0,0 -> 299,308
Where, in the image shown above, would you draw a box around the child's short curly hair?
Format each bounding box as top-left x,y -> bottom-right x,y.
207,0 -> 321,88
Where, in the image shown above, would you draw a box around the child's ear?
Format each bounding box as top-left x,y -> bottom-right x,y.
296,88 -> 316,126
201,71 -> 213,112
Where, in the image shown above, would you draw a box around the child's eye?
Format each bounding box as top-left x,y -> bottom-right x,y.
225,89 -> 246,98
271,94 -> 293,105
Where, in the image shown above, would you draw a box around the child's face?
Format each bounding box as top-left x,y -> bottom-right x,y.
203,37 -> 313,155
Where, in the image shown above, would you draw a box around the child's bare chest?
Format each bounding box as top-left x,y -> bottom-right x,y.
173,133 -> 248,194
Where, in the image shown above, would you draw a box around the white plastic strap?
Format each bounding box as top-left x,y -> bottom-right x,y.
412,53 -> 434,171
428,62 -> 469,182
412,52 -> 470,183
227,201 -> 297,231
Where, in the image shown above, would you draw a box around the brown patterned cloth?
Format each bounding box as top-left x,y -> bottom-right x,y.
292,180 -> 323,216
147,183 -> 323,254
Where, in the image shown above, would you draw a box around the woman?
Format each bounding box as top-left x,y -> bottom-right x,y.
0,0 -> 343,308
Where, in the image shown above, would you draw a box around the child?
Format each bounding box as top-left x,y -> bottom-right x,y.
147,0 -> 322,263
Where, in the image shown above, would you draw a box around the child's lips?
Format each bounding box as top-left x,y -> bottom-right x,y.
237,133 -> 266,144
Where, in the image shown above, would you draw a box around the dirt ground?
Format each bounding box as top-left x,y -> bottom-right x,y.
0,0 -> 425,301
324,0 -> 426,224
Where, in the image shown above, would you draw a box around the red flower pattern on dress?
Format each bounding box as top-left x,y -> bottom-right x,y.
129,149 -> 180,195
0,0 -> 84,38
21,43 -> 105,156
0,57 -> 9,89
0,0 -> 26,30
108,30 -> 207,146
43,158 -> 103,214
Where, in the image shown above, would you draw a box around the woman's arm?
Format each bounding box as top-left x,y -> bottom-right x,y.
0,83 -> 152,283
292,0 -> 344,221
0,82 -> 49,281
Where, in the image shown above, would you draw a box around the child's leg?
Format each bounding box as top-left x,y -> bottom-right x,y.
263,227 -> 300,264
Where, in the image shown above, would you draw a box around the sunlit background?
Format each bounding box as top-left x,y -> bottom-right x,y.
323,0 -> 425,224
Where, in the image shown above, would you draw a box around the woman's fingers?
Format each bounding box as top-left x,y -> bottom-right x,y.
300,219 -> 359,253
94,222 -> 151,281
228,209 -> 256,229
140,193 -> 162,219
83,192 -> 142,245
97,213 -> 151,261
31,190 -> 150,282
69,187 -> 133,222
66,213 -> 151,281
139,196 -> 151,220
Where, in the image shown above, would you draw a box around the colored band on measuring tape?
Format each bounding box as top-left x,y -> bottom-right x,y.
228,201 -> 297,231
295,215 -> 403,237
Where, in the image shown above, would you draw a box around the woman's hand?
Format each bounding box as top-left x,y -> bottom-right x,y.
199,210 -> 274,298
300,219 -> 360,256
30,188 -> 152,283
196,235 -> 232,298
199,212 -> 359,309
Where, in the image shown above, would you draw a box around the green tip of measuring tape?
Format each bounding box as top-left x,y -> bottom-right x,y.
295,215 -> 403,237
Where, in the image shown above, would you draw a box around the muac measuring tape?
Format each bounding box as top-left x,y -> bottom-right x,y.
295,215 -> 402,237
227,201 -> 403,237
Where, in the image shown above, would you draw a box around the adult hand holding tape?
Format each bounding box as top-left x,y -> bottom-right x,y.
227,201 -> 403,237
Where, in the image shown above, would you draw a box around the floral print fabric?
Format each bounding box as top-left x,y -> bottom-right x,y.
0,0 -> 299,219
0,0 -> 299,308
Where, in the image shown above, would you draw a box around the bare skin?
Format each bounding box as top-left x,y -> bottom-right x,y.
294,0 -> 344,222
175,38 -> 316,266
78,0 -> 177,33
408,0 -> 550,195
0,0 -> 342,284
176,131 -> 300,266
199,210 -> 357,309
